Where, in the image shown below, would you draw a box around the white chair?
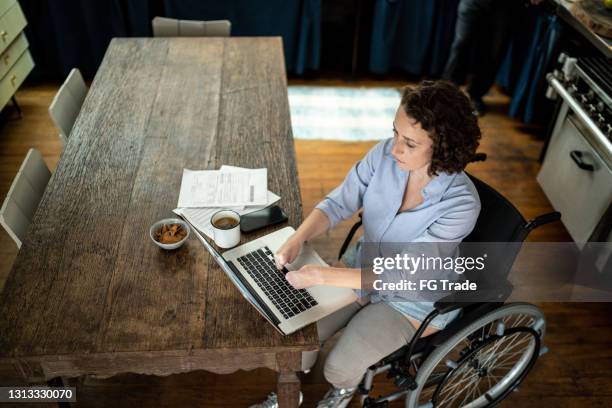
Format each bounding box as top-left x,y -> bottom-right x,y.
0,149 -> 51,248
63,68 -> 88,108
48,68 -> 88,142
152,16 -> 231,37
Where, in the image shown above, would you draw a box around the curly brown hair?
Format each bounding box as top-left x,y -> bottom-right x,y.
401,80 -> 481,176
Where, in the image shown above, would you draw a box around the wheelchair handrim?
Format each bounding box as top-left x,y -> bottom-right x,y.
406,303 -> 545,408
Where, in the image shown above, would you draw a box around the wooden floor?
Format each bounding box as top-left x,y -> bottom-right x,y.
0,82 -> 610,407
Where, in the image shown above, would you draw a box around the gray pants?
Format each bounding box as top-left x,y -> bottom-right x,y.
302,301 -> 417,389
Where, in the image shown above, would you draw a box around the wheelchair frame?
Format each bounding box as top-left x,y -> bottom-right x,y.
357,302 -> 547,407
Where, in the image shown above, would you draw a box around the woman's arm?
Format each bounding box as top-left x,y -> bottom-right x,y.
274,209 -> 330,268
276,141 -> 386,268
277,141 -> 386,269
314,140 -> 386,229
292,208 -> 331,243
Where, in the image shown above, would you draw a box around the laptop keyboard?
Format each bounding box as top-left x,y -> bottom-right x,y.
236,246 -> 318,319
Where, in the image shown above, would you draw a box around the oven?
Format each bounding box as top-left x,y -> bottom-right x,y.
538,54 -> 612,249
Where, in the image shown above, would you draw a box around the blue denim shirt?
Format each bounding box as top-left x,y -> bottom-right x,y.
315,138 -> 481,329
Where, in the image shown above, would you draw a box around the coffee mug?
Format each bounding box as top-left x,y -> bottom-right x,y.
211,209 -> 241,248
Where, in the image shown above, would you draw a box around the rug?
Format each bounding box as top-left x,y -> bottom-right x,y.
288,86 -> 401,141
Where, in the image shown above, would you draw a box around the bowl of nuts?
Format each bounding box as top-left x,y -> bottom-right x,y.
150,218 -> 190,250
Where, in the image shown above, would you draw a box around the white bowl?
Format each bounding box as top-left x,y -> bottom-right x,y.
149,218 -> 191,250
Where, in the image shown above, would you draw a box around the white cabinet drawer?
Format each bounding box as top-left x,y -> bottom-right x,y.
0,48 -> 33,108
0,0 -> 16,19
0,31 -> 27,78
0,1 -> 26,55
537,115 -> 612,245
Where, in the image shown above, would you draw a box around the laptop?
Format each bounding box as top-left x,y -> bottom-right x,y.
181,217 -> 357,335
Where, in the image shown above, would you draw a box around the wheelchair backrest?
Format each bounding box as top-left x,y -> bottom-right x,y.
464,173 -> 527,243
461,173 -> 528,283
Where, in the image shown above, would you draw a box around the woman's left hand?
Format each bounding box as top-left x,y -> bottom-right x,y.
285,265 -> 325,289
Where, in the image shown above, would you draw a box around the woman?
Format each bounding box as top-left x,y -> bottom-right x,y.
252,80 -> 482,408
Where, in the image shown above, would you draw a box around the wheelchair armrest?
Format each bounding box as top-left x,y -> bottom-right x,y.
525,211 -> 561,231
338,212 -> 363,260
434,281 -> 513,314
470,152 -> 487,163
404,292 -> 506,366
434,297 -> 479,314
429,302 -> 503,347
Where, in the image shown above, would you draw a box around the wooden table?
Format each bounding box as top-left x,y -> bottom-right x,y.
0,37 -> 318,407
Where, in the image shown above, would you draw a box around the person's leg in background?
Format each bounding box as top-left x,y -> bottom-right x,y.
317,302 -> 417,408
467,0 -> 521,112
442,0 -> 489,86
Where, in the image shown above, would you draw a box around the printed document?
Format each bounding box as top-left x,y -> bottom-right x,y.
177,168 -> 268,208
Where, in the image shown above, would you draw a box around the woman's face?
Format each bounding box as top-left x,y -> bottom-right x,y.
391,106 -> 433,173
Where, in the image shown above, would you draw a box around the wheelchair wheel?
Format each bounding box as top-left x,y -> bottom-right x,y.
406,303 -> 545,408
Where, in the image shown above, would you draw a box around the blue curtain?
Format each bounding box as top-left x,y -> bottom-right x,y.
163,0 -> 320,74
497,10 -> 563,123
19,0 -> 156,80
19,0 -> 320,80
369,0 -> 460,76
369,1 -> 561,124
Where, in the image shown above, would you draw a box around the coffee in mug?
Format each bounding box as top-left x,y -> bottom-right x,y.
210,209 -> 241,248
212,216 -> 239,230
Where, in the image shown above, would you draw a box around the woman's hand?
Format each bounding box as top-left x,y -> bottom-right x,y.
286,265 -> 362,289
285,265 -> 325,289
274,235 -> 304,269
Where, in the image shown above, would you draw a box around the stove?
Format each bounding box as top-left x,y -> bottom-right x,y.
574,58 -> 612,140
538,53 -> 612,248
546,54 -> 612,160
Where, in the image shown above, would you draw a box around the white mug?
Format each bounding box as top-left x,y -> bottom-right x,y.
211,209 -> 241,249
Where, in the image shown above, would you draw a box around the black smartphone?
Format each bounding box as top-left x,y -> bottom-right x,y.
240,205 -> 288,233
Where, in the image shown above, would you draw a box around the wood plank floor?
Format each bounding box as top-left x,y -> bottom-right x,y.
0,82 -> 610,407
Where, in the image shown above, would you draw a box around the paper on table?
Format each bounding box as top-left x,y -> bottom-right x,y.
217,167 -> 246,211
177,168 -> 268,208
174,191 -> 281,240
217,165 -> 255,211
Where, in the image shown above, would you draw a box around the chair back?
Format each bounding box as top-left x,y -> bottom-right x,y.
64,68 -> 88,107
464,173 -> 527,243
461,173 -> 528,284
48,68 -> 88,142
152,17 -> 231,37
0,149 -> 51,248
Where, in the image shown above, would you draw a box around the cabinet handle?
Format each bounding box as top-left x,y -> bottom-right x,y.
3,54 -> 9,65
570,150 -> 595,171
10,74 -> 16,86
0,31 -> 7,41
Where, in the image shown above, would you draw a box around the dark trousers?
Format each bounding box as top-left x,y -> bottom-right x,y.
443,0 -> 521,100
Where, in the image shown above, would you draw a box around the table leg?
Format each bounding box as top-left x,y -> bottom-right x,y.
276,351 -> 301,408
11,96 -> 22,118
277,371 -> 300,407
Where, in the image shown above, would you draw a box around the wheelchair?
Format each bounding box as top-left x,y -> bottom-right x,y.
337,168 -> 561,408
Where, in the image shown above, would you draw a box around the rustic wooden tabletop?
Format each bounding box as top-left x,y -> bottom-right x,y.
0,37 -> 317,407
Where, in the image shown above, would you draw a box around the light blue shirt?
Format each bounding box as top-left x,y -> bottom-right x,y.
315,138 -> 481,329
